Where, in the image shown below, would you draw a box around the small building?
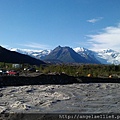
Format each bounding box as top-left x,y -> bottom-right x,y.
12,64 -> 22,68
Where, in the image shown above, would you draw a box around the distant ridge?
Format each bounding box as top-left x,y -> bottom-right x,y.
0,46 -> 46,65
73,47 -> 101,64
9,46 -> 120,65
43,46 -> 100,64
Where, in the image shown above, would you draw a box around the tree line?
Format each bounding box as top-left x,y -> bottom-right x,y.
1,62 -> 120,77
38,64 -> 120,77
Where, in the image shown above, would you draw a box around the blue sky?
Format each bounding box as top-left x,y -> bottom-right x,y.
0,0 -> 120,51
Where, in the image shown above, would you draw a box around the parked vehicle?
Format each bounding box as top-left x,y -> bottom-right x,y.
7,70 -> 19,76
27,68 -> 36,72
0,69 -> 8,75
0,69 -> 2,75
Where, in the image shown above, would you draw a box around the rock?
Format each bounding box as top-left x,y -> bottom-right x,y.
0,93 -> 3,97
10,101 -> 31,110
0,106 -> 6,113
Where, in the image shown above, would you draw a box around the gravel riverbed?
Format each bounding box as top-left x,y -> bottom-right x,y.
0,83 -> 120,113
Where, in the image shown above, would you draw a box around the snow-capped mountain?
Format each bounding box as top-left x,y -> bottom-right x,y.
74,47 -> 120,65
94,49 -> 120,65
0,46 -> 45,65
10,48 -> 51,60
43,46 -> 100,64
73,47 -> 95,59
73,47 -> 100,64
9,47 -> 120,65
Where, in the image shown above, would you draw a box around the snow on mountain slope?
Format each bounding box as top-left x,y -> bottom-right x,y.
73,47 -> 101,64
10,48 -> 51,60
73,47 -> 94,58
94,49 -> 120,65
9,47 -> 120,65
74,47 -> 120,65
43,46 -> 100,64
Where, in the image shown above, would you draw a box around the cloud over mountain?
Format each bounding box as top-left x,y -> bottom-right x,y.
20,42 -> 51,50
87,23 -> 120,51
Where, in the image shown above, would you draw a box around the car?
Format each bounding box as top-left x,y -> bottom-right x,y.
27,68 -> 36,72
0,69 -> 2,75
8,70 -> 19,76
0,69 -> 8,75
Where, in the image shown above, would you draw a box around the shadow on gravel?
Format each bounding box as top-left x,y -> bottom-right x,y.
0,74 -> 78,87
0,74 -> 120,87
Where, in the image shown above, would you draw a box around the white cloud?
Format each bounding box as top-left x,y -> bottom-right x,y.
0,44 -> 9,48
87,23 -> 120,51
87,17 -> 103,23
20,42 -> 51,50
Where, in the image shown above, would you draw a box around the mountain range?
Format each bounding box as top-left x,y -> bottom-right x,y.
0,46 -> 46,65
73,47 -> 120,65
9,46 -> 120,65
43,46 -> 100,64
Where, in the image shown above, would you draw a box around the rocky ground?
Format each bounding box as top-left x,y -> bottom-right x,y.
0,83 -> 120,114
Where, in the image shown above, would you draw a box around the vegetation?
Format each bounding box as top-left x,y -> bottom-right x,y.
1,62 -> 120,78
38,64 -> 120,77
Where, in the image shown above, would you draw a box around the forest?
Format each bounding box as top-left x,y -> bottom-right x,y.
38,64 -> 120,78
0,62 -> 120,78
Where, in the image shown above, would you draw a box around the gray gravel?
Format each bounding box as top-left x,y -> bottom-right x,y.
0,83 -> 120,113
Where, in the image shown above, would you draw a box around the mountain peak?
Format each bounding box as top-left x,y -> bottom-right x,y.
58,45 -> 61,47
6,45 -> 120,65
56,45 -> 62,49
0,46 -> 46,65
73,47 -> 89,52
43,46 -> 100,64
103,49 -> 115,53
